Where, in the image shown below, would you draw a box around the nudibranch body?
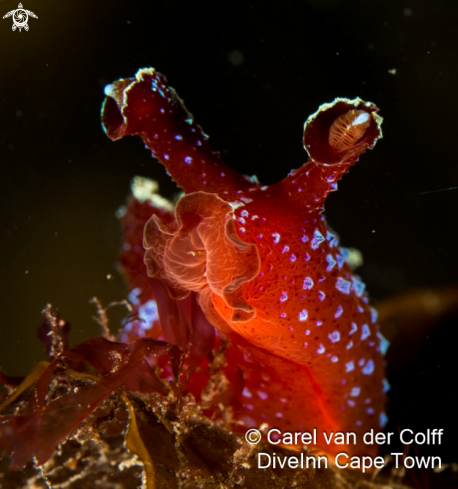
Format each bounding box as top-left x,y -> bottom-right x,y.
102,68 -> 389,458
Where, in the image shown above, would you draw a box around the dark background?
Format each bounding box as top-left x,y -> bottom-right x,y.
1,0 -> 457,463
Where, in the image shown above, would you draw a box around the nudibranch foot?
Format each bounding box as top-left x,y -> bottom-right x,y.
102,68 -> 389,460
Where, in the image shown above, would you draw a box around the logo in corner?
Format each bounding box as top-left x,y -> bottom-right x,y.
3,3 -> 38,32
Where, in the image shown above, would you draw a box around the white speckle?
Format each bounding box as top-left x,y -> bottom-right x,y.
331,356 -> 339,363
261,186 -> 268,190
326,254 -> 337,271
305,329 -> 310,335
303,342 -> 308,347
240,197 -> 253,204
334,305 -> 343,318
279,291 -> 288,302
301,235 -> 309,243
174,134 -> 183,140
350,387 -> 361,397
370,307 -> 378,323
239,227 -> 246,233
196,140 -> 202,146
241,210 -> 249,217
271,233 -> 281,243
335,277 -> 351,294
316,320 -> 322,326
362,359 -> 375,375
311,229 -> 325,249
361,324 -> 371,341
358,358 -> 365,367
184,156 -> 193,165
290,254 -> 296,262
380,412 -> 388,428
345,361 -> 354,372
282,245 -> 289,253
383,379 -> 391,393
350,322 -> 358,335
318,290 -> 326,301
346,341 -> 354,350
280,312 -> 286,318
251,215 -> 259,220
299,309 -> 308,322
275,412 -> 284,419
328,330 -> 340,343
163,154 -> 170,160
317,344 -> 325,354
160,108 -> 165,113
357,305 -> 364,313
347,400 -> 356,407
238,217 -> 246,224
258,391 -> 268,400
304,252 -> 310,261
242,388 -> 252,398
303,277 -> 314,290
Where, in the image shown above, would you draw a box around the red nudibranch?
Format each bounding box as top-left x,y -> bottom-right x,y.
102,68 -> 389,459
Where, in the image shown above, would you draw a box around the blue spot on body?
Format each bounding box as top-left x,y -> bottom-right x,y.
383,378 -> 391,393
361,324 -> 371,341
380,412 -> 388,427
329,330 -> 340,343
362,359 -> 375,375
331,356 -> 339,363
377,332 -> 390,355
271,233 -> 281,243
336,248 -> 349,268
350,322 -> 358,335
174,134 -> 183,140
370,307 -> 378,323
299,309 -> 308,321
311,229 -> 325,249
184,156 -> 193,165
345,361 -> 354,372
351,276 -> 366,297
318,290 -> 326,301
317,344 -> 325,354
301,235 -> 309,243
335,277 -> 351,294
279,291 -> 288,302
347,400 -> 355,407
335,305 -> 343,318
303,277 -> 314,290
326,254 -> 337,271
350,387 -> 361,397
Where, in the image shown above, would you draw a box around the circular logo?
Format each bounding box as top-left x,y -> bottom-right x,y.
245,428 -> 262,445
13,9 -> 28,28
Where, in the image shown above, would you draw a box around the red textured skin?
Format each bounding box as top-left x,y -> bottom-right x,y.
103,69 -> 388,458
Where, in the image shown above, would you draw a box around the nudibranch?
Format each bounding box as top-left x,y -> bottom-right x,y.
102,68 -> 389,459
